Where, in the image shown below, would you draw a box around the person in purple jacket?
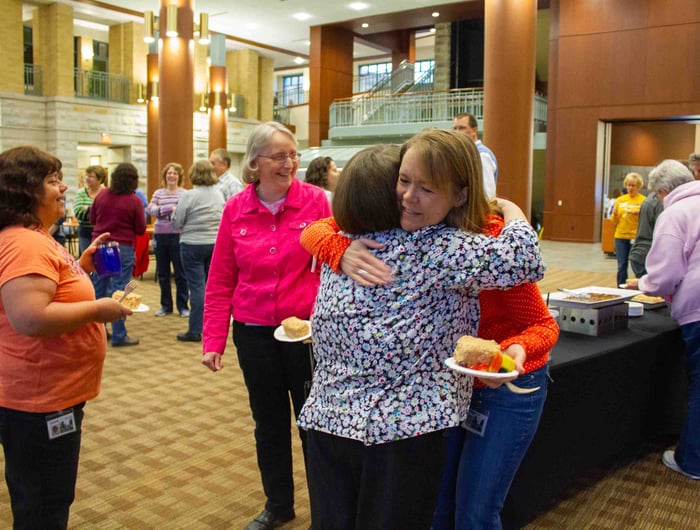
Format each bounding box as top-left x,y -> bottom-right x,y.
201,122 -> 331,530
625,160 -> 699,480
90,163 -> 146,347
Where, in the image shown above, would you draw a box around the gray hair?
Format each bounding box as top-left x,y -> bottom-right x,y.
689,153 -> 700,166
647,159 -> 694,194
241,122 -> 297,184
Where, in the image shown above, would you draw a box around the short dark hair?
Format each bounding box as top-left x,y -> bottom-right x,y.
454,112 -> 478,129
109,163 -> 140,194
210,148 -> 231,168
333,145 -> 401,234
305,156 -> 333,189
189,160 -> 217,186
0,145 -> 62,229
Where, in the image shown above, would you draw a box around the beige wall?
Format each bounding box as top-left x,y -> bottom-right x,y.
34,3 -> 74,97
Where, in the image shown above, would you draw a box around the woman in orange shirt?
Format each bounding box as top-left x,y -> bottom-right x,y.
0,146 -> 130,528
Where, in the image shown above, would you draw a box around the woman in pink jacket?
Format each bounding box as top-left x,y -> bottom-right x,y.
201,122 -> 331,530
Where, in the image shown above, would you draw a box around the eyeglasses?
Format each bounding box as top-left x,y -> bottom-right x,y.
258,152 -> 301,163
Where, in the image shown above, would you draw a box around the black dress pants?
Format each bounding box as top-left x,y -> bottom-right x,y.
233,321 -> 312,518
306,428 -> 448,530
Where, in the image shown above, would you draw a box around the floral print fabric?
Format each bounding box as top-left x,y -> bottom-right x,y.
298,220 -> 544,445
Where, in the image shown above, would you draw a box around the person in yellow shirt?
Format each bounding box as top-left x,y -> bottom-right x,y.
611,172 -> 645,286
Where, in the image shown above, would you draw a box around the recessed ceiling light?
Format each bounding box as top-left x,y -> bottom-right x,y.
430,28 -> 436,34
293,12 -> 312,21
349,2 -> 369,9
361,22 -> 369,28
247,23 -> 259,30
294,57 -> 305,64
432,12 -> 440,18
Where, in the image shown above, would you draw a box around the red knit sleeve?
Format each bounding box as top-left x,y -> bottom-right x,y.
478,283 -> 559,372
299,217 -> 352,273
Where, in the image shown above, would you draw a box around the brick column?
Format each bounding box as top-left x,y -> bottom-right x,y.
33,3 -> 74,97
483,0 -> 537,217
109,22 -> 148,104
0,0 -> 23,94
433,22 -> 451,92
227,49 -> 260,120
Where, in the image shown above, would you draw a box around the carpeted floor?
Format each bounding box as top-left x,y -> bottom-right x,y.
1,255 -> 698,529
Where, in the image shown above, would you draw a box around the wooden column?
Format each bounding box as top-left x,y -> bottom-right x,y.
146,52 -> 160,195
208,65 -> 227,153
308,25 -> 353,147
158,0 -> 194,182
483,0 -> 537,218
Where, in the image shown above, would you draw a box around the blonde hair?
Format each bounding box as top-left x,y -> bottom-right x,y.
241,122 -> 297,185
399,128 -> 489,233
623,172 -> 643,189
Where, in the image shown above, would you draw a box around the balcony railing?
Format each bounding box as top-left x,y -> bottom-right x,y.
274,86 -> 308,107
329,88 -> 547,130
24,64 -> 42,96
74,69 -> 130,103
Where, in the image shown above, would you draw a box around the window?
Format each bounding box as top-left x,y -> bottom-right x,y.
281,74 -> 304,106
414,59 -> 434,82
357,61 -> 392,92
23,26 -> 33,64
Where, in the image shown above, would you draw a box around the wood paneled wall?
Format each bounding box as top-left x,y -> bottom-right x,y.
543,0 -> 700,242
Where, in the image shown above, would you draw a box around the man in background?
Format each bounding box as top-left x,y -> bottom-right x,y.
689,153 -> 700,180
209,147 -> 244,201
453,112 -> 498,198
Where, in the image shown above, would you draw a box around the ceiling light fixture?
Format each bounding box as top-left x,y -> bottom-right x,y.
292,12 -> 311,21
432,11 -> 440,18
361,22 -> 369,28
294,57 -> 305,65
349,2 -> 369,10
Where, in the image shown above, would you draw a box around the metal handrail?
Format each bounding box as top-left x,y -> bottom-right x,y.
74,69 -> 130,103
329,88 -> 547,129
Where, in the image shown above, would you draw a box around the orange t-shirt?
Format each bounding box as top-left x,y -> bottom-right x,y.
0,226 -> 106,412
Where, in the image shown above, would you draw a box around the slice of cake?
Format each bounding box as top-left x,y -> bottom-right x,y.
281,317 -> 309,339
112,290 -> 143,310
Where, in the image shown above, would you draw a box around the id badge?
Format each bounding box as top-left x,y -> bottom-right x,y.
463,408 -> 489,437
46,409 -> 77,440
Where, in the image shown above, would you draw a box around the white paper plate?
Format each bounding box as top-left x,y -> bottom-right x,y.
274,321 -> 312,342
444,358 -> 518,380
131,303 -> 149,313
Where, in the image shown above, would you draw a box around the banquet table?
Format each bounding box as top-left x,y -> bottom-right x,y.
502,307 -> 686,529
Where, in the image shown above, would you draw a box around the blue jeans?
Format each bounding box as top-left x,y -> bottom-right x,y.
614,238 -> 632,286
433,365 -> 549,530
92,244 -> 135,344
154,233 -> 188,313
180,243 -> 213,335
0,403 -> 85,529
674,320 -> 700,476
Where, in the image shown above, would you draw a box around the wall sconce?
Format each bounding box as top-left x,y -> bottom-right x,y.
208,90 -> 228,110
147,81 -> 159,102
144,11 -> 155,43
199,92 -> 208,112
197,13 -> 209,45
166,4 -> 178,38
136,83 -> 145,103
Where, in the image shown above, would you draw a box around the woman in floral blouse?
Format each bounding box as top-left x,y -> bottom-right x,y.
297,130 -> 544,529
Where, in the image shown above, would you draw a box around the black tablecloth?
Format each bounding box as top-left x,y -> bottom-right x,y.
502,308 -> 687,529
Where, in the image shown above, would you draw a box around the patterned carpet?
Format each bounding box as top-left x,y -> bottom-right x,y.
1,262 -> 698,529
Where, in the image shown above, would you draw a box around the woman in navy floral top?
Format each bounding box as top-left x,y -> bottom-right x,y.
298,130 -> 544,529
